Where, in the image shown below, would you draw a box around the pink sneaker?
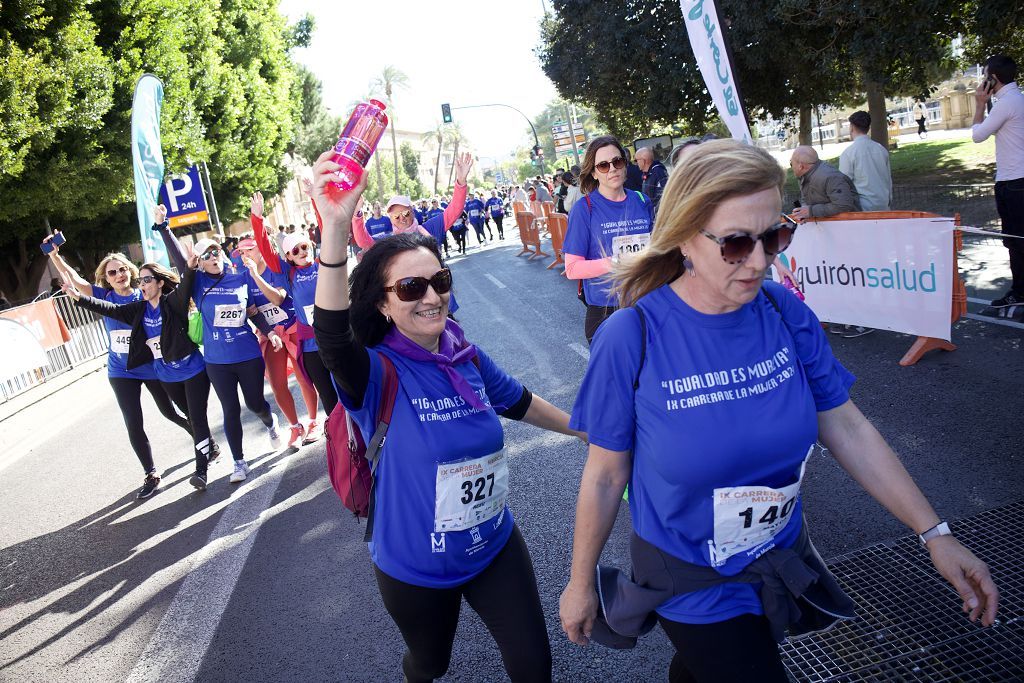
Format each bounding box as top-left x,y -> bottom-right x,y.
302,419 -> 322,445
288,423 -> 305,448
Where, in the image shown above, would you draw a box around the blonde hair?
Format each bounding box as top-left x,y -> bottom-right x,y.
94,253 -> 140,290
612,139 -> 785,307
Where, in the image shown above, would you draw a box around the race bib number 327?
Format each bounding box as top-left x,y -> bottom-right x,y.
434,449 -> 509,533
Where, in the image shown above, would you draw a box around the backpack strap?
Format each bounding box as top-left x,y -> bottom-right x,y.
363,354 -> 400,543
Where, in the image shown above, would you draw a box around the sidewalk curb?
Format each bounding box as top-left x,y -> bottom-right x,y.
0,357 -> 108,424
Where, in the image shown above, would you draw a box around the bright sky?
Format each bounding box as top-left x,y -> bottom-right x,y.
278,0 -> 559,164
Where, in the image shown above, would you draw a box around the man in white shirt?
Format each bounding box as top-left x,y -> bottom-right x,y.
840,111 -> 892,211
972,55 -> 1024,310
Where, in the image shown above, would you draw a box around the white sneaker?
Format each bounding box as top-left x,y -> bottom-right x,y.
229,460 -> 251,483
267,413 -> 282,449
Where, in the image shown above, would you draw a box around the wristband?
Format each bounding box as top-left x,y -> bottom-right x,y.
318,257 -> 348,269
919,521 -> 952,547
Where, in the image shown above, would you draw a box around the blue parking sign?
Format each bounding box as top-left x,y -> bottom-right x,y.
158,165 -> 209,228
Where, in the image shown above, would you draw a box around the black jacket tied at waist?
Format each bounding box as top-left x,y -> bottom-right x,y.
591,521 -> 856,648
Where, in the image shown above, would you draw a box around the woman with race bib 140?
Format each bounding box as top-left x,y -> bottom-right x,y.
563,135 -> 653,344
558,140 -> 999,682
309,150 -> 584,683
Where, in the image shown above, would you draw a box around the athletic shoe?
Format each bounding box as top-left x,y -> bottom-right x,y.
843,326 -> 875,339
268,413 -> 282,449
208,440 -> 221,465
287,423 -> 305,448
229,460 -> 251,483
189,471 -> 208,491
991,292 -> 1024,308
137,473 -> 161,500
302,420 -> 322,445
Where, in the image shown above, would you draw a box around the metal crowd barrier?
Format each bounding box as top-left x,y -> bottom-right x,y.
0,294 -> 109,404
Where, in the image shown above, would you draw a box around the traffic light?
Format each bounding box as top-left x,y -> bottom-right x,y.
532,144 -> 542,157
441,103 -> 452,124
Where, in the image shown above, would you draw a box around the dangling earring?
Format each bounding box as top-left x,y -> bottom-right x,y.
682,253 -> 696,277
384,314 -> 392,323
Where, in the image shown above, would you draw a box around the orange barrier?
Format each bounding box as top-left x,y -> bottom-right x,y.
1,298 -> 72,350
515,211 -> 550,260
814,211 -> 965,366
546,212 -> 568,271
513,201 -> 530,215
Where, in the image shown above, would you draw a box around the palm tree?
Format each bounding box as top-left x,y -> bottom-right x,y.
421,123 -> 446,196
373,65 -> 409,194
445,123 -> 466,191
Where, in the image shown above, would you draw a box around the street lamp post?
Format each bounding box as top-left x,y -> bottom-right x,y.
451,103 -> 545,174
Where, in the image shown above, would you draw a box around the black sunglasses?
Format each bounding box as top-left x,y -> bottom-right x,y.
139,275 -> 158,284
384,269 -> 453,302
700,220 -> 797,264
594,157 -> 626,173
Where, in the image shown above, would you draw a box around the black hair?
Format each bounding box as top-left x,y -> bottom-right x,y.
848,110 -> 871,134
986,55 -> 1018,86
348,233 -> 445,347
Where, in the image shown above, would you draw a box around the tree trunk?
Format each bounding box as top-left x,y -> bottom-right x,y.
0,237 -> 53,302
798,106 -> 812,146
433,134 -> 443,195
865,79 -> 888,148
387,85 -> 400,194
374,154 -> 384,204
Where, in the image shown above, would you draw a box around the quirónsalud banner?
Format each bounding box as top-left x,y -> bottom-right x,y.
679,0 -> 751,143
131,74 -> 169,267
779,217 -> 954,340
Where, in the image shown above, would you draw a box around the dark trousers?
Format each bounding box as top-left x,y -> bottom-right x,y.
161,371 -> 213,474
206,357 -> 272,461
303,350 -> 338,416
916,117 -> 927,135
995,177 -> 1024,295
584,304 -> 617,344
451,229 -> 468,254
471,220 -> 486,244
374,526 -> 551,683
658,613 -> 789,683
109,377 -> 191,473
493,215 -> 504,239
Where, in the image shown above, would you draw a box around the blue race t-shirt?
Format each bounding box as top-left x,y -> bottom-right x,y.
465,198 -> 485,224
366,215 -> 393,240
415,208 -> 428,224
485,197 -> 504,218
91,285 -> 157,381
342,346 -> 524,588
246,266 -> 295,331
570,281 -> 855,624
563,190 -> 653,307
191,269 -> 262,365
141,302 -> 206,382
286,262 -> 320,353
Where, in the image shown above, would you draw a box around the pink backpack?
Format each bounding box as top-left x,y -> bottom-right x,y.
324,355 -> 398,539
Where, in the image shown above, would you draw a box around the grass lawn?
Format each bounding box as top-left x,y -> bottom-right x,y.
784,137 -> 997,193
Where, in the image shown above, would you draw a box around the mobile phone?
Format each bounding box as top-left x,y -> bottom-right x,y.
984,75 -> 996,93
40,231 -> 65,255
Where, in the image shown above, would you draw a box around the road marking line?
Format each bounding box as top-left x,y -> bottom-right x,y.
125,453 -> 299,683
484,274 -> 506,289
964,313 -> 1024,330
568,343 -> 590,360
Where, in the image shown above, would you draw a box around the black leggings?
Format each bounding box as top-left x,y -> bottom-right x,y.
374,525 -> 551,683
304,350 -> 339,416
658,613 -> 788,683
109,376 -> 192,474
206,357 -> 273,461
584,304 -> 617,344
452,230 -> 468,254
492,215 -> 503,239
161,371 -> 213,474
471,221 -> 486,243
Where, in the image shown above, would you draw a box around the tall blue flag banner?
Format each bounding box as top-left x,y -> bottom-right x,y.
131,74 -> 169,266
680,0 -> 751,143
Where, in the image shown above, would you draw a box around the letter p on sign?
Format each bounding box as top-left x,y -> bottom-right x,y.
164,174 -> 194,213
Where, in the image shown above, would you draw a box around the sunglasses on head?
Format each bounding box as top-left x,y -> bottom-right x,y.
200,248 -> 221,261
106,265 -> 129,278
139,275 -> 158,284
391,210 -> 412,221
290,243 -> 309,256
594,157 -> 626,173
384,268 -> 453,302
700,219 -> 798,264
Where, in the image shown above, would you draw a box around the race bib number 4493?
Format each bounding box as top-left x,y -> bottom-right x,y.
109,330 -> 131,354
434,449 -> 509,533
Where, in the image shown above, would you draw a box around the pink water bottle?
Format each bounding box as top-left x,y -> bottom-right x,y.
331,99 -> 389,190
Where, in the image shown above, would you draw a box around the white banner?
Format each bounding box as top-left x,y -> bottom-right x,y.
780,218 -> 954,340
679,0 -> 751,143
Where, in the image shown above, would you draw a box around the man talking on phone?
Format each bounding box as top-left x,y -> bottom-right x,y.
973,55 -> 1024,312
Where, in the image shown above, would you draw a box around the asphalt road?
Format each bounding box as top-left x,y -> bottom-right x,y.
1,230 -> 1022,682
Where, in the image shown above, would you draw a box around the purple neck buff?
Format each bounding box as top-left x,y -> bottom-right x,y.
381,319 -> 488,411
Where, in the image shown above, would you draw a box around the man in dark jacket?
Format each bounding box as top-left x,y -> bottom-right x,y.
790,146 -> 861,221
636,146 -> 669,214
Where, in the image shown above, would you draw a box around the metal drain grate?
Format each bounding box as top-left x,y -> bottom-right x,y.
780,501 -> 1024,682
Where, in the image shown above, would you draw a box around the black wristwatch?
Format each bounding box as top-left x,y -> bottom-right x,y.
919,522 -> 952,547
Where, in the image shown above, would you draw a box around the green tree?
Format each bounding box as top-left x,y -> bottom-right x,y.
400,141 -> 424,197
421,122 -> 446,195
293,64 -> 341,164
529,99 -> 604,167
373,65 -> 409,194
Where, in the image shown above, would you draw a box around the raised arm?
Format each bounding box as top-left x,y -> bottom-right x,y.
45,235 -> 91,297
61,280 -> 143,325
249,192 -> 283,274
242,257 -> 286,305
165,263 -> 197,316
153,204 -> 189,272
350,210 -> 373,251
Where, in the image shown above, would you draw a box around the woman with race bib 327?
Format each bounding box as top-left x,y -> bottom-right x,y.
563,135 -> 653,344
559,140 -> 998,682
